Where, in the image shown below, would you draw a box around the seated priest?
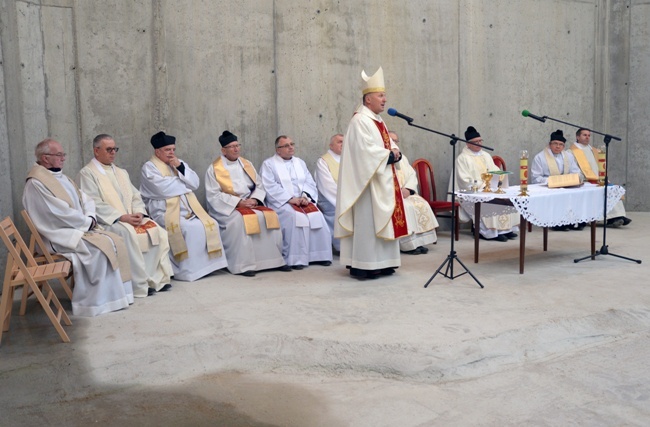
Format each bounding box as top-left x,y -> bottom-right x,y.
314,133 -> 343,254
140,131 -> 228,281
77,134 -> 173,297
260,135 -> 333,269
389,131 -> 439,254
23,138 -> 133,317
205,130 -> 288,277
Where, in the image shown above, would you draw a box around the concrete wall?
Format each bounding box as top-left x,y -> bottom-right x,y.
1,0 -> 648,226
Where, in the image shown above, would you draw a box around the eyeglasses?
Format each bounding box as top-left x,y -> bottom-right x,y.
45,152 -> 67,158
105,147 -> 119,153
550,142 -> 565,147
277,142 -> 296,149
224,144 -> 242,149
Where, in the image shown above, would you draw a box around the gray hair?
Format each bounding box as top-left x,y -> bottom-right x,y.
34,138 -> 56,159
93,134 -> 113,148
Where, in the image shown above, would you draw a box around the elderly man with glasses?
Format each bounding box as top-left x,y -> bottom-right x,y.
204,130 -> 288,277
77,134 -> 173,297
22,138 -> 134,316
260,135 -> 333,270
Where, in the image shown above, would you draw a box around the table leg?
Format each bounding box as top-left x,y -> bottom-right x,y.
590,221 -> 596,259
519,215 -> 526,274
474,202 -> 481,263
543,227 -> 548,251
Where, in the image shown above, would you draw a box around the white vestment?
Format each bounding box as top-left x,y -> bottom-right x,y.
335,104 -> 401,270
314,150 -> 340,251
205,156 -> 285,274
570,142 -> 626,218
260,154 -> 332,267
396,154 -> 439,251
452,147 -> 519,239
22,167 -> 133,317
140,159 -> 228,281
77,159 -> 173,297
530,147 -> 582,185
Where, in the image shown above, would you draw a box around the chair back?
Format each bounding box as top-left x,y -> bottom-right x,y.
492,155 -> 506,171
412,158 -> 438,203
21,210 -> 74,300
1,216 -> 72,344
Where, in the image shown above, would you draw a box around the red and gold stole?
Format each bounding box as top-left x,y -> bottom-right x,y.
213,157 -> 280,234
371,119 -> 408,238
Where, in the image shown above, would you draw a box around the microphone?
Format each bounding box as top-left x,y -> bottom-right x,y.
522,110 -> 546,123
387,108 -> 414,123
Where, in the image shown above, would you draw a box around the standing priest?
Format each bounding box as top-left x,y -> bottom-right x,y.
335,67 -> 406,280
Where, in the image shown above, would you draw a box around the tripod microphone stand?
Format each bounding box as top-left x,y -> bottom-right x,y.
574,134 -> 641,264
398,119 -> 492,289
522,110 -> 640,265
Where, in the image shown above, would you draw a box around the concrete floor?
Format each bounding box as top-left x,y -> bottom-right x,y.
1,213 -> 649,426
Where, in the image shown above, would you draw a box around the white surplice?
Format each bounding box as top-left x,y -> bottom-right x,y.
530,147 -> 581,185
314,150 -> 340,252
396,155 -> 439,251
140,159 -> 227,281
77,159 -> 173,297
335,105 -> 401,270
22,168 -> 133,317
260,154 -> 332,267
205,156 -> 285,274
452,147 -> 520,239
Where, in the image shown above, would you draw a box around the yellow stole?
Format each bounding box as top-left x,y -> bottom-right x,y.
85,161 -> 160,250
149,156 -> 222,261
26,164 -> 132,282
212,157 -> 280,235
544,149 -> 570,176
570,145 -> 599,182
321,152 -> 340,185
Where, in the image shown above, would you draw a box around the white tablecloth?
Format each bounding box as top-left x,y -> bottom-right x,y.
456,183 -> 625,227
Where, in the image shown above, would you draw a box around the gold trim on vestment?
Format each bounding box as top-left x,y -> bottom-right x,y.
150,156 -> 222,260
570,145 -> 599,181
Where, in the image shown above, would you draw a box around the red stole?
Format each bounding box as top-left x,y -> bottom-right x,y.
371,119 -> 408,238
290,202 -> 320,215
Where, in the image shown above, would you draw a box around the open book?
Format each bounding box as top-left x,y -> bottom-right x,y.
547,173 -> 581,188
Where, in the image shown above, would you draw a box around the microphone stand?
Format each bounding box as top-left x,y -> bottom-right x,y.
531,114 -> 641,265
403,120 -> 492,289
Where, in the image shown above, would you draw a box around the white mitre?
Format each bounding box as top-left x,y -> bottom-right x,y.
361,66 -> 385,95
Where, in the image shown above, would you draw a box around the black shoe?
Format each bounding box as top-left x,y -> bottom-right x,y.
147,288 -> 156,296
401,249 -> 421,255
607,218 -> 624,228
504,232 -> 518,239
622,217 -> 632,226
291,265 -> 305,270
313,260 -> 331,266
552,225 -> 570,232
350,268 -> 379,280
159,284 -> 172,292
417,246 -> 429,254
379,268 -> 396,276
241,270 -> 256,277
480,234 -> 508,242
278,265 -> 292,272
574,222 -> 587,231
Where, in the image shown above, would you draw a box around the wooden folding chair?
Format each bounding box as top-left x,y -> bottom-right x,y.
21,209 -> 74,303
0,216 -> 72,345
